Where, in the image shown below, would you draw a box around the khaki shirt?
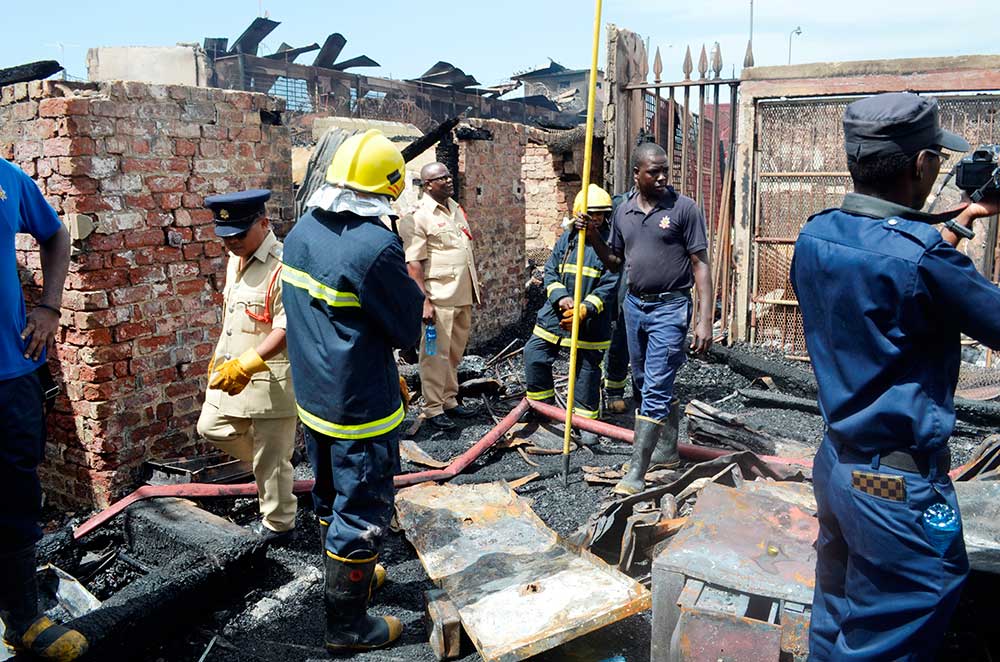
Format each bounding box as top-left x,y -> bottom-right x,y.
206,230 -> 295,418
398,195 -> 481,307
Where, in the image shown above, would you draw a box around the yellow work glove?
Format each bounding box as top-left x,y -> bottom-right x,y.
399,376 -> 412,407
559,303 -> 588,331
209,349 -> 268,395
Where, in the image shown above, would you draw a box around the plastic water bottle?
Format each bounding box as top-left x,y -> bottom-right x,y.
425,324 -> 437,356
922,503 -> 960,554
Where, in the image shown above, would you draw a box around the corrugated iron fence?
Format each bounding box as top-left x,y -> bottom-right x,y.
750,93 -> 1000,391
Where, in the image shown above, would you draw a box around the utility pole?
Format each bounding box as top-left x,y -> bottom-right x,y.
744,0 -> 755,68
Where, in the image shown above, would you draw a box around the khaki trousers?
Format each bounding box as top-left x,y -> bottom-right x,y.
196,402 -> 298,532
420,305 -> 472,418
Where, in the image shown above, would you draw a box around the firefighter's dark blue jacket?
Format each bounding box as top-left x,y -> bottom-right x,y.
282,208 -> 423,439
533,223 -> 621,350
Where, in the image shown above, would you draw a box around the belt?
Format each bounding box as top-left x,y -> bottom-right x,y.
838,444 -> 950,476
630,288 -> 690,303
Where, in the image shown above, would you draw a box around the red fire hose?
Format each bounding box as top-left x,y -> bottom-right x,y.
74,399 -> 531,540
74,397 -> 809,539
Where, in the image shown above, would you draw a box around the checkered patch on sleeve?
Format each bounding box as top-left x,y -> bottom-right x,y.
852,471 -> 906,502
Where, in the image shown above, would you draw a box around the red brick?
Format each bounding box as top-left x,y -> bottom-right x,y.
124,228 -> 165,249
182,243 -> 204,259
38,97 -> 91,117
122,158 -> 160,173
109,285 -> 152,305
125,194 -> 158,210
136,334 -> 174,355
146,174 -> 186,193
165,381 -> 200,399
155,193 -> 182,210
130,265 -> 167,284
63,328 -> 113,347
174,139 -> 196,156
175,279 -> 208,296
43,137 -> 96,157
132,138 -> 150,154
114,320 -> 154,342
66,269 -> 130,291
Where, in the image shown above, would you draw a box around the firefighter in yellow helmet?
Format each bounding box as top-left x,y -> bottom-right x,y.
523,184 -> 621,447
281,130 -> 423,652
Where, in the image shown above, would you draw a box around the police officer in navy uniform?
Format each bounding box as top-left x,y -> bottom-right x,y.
791,93 -> 1000,660
282,130 -> 423,652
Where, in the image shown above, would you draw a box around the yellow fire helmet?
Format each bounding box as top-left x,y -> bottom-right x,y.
572,183 -> 613,215
325,129 -> 406,200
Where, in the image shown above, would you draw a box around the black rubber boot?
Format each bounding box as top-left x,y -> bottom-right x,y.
323,550 -> 401,652
613,416 -> 663,496
648,398 -> 681,470
320,519 -> 384,595
0,546 -> 88,661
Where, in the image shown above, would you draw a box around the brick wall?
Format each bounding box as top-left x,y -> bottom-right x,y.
3,79 -> 291,507
455,119 -> 529,345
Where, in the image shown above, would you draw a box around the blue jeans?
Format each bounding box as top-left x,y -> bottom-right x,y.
0,370 -> 45,553
623,293 -> 690,421
809,438 -> 968,661
306,427 -> 400,557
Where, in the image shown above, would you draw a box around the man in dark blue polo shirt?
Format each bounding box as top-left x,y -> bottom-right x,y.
791,93 -> 1000,660
0,158 -> 87,659
580,142 -> 713,495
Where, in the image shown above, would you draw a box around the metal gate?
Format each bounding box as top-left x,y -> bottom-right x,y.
750,94 -> 1000,387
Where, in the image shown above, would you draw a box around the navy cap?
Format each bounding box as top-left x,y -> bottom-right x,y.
844,93 -> 969,161
205,189 -> 271,237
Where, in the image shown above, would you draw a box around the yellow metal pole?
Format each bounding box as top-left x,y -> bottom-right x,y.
563,0 -> 604,486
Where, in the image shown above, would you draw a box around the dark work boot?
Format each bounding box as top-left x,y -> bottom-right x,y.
0,546 -> 88,661
613,416 -> 663,496
320,519 -> 384,595
323,550 -> 402,652
648,399 -> 681,470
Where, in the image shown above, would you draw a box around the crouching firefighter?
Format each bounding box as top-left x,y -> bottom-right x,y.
524,184 -> 620,447
282,130 -> 423,652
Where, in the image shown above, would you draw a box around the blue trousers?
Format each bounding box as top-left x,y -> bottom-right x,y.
623,293 -> 690,421
809,438 -> 969,661
603,316 -> 631,398
0,371 -> 45,553
306,427 -> 400,557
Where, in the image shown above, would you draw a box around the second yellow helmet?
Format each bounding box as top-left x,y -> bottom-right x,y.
572,184 -> 613,215
325,129 -> 406,200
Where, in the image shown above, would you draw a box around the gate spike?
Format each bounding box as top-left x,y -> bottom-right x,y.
743,40 -> 755,68
682,46 -> 693,81
712,42 -> 723,78
653,46 -> 663,84
698,44 -> 708,79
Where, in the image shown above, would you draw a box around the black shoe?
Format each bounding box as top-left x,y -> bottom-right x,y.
426,413 -> 457,430
324,551 -> 402,651
249,521 -> 294,544
445,404 -> 479,418
613,416 -> 663,496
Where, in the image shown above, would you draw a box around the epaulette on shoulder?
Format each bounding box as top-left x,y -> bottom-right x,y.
882,217 -> 942,249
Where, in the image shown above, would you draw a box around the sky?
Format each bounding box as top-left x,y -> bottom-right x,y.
2,0 -> 999,89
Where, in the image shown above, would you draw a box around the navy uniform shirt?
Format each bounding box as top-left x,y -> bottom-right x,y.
610,186 -> 708,295
791,193 -> 1000,456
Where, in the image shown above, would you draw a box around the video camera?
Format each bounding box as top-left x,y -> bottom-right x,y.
955,145 -> 1000,201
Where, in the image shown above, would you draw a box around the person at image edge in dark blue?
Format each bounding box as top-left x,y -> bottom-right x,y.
790,93 -> 1000,660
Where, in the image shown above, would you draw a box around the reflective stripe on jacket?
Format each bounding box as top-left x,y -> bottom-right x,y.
534,223 -> 620,349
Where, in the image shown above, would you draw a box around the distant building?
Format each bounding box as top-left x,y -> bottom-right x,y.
511,60 -> 605,118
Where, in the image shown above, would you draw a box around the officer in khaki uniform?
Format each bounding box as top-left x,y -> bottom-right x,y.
197,189 -> 297,542
399,163 -> 480,430
399,162 -> 480,430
